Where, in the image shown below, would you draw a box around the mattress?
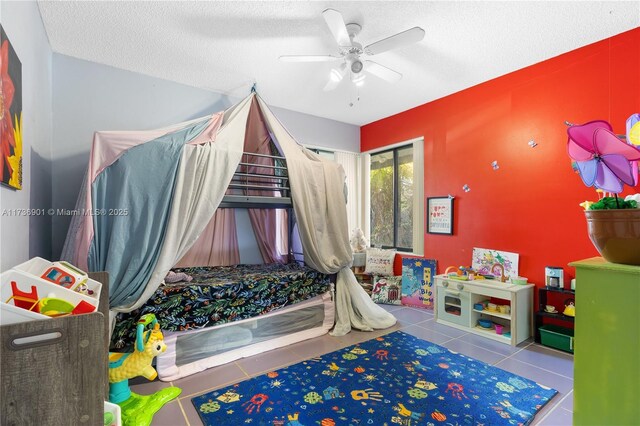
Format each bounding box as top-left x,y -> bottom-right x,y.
156,290 -> 334,381
110,263 -> 331,352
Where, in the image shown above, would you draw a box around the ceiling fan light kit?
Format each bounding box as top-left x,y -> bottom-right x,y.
350,60 -> 364,74
351,73 -> 366,87
280,8 -> 425,91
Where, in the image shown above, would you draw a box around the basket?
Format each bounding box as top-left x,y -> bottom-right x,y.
539,324 -> 574,353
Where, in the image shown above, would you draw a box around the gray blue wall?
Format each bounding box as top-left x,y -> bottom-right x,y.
0,1 -> 53,271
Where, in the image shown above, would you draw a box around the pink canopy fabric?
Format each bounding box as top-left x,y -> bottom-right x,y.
176,97 -> 289,266
244,98 -> 288,264
175,209 -> 240,267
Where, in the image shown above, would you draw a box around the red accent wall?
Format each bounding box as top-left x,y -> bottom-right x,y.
362,28 -> 640,287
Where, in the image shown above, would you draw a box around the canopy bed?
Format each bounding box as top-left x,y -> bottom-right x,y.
62,93 -> 395,380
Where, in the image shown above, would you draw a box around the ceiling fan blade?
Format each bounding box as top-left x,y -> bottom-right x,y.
322,8 -> 352,47
365,60 -> 402,83
279,55 -> 341,62
364,27 -> 425,56
323,78 -> 341,92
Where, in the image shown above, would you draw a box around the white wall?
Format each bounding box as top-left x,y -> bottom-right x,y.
0,1 -> 53,271
51,54 -> 360,258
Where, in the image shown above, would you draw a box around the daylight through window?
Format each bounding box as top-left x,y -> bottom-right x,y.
370,145 -> 414,251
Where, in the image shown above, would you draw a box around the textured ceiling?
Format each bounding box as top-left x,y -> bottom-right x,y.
38,1 -> 639,126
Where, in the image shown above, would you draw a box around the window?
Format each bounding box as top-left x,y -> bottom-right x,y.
308,148 -> 335,160
370,145 -> 414,251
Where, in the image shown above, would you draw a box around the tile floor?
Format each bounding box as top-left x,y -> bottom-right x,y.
130,305 -> 574,425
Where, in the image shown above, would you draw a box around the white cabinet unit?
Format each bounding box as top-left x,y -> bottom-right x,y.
434,275 -> 534,346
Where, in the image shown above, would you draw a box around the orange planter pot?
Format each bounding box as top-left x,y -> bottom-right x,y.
584,209 -> 640,265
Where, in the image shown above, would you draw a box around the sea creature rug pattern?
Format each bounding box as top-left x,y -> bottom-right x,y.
192,331 -> 557,425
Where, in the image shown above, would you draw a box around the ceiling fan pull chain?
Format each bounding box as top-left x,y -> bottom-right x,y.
349,86 -> 361,108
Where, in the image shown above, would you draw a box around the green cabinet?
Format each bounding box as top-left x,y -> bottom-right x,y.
570,258 -> 640,425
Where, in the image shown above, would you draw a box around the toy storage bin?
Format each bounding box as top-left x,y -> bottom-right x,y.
13,256 -> 56,275
0,311 -> 107,425
0,301 -> 49,325
13,256 -> 102,299
0,270 -> 99,325
539,324 -> 574,353
0,272 -> 109,426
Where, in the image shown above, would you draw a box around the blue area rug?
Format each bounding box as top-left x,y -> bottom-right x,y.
192,331 -> 557,425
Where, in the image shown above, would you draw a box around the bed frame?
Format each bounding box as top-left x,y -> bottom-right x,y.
218,152 -> 291,208
156,290 -> 334,381
218,151 -> 303,262
152,150 -> 334,380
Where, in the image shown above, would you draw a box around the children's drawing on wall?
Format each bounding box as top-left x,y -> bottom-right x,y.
1,24 -> 22,190
472,247 -> 519,280
401,258 -> 436,309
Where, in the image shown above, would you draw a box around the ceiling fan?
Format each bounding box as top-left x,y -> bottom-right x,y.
279,9 -> 425,91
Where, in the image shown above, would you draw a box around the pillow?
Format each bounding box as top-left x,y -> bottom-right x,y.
371,276 -> 402,305
364,248 -> 396,276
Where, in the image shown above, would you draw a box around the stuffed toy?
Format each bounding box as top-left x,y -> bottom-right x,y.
165,270 -> 193,283
350,228 -> 369,253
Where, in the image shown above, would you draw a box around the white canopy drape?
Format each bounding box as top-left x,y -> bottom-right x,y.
257,97 -> 396,335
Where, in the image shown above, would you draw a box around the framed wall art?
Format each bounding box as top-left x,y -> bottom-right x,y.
426,196 -> 453,235
1,24 -> 22,190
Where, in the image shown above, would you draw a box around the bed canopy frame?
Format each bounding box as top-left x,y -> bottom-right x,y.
62,93 -> 395,336
220,152 -> 291,208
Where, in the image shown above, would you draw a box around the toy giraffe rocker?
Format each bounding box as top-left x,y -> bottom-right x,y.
108,314 -> 181,426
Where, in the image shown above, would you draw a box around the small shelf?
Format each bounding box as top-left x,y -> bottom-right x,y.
350,268 -> 374,295
435,275 -> 533,346
474,308 -> 511,320
473,325 -> 512,342
536,311 -> 575,322
542,287 -> 575,295
445,302 -> 462,308
535,286 -> 576,344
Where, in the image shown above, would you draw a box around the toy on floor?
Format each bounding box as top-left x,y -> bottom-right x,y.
41,261 -> 94,295
104,412 -> 114,426
108,314 -> 181,426
6,281 -> 95,317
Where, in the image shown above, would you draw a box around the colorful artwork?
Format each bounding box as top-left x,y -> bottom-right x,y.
401,257 -> 436,309
192,331 -> 558,426
427,196 -> 453,234
472,247 -> 519,280
1,25 -> 22,190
